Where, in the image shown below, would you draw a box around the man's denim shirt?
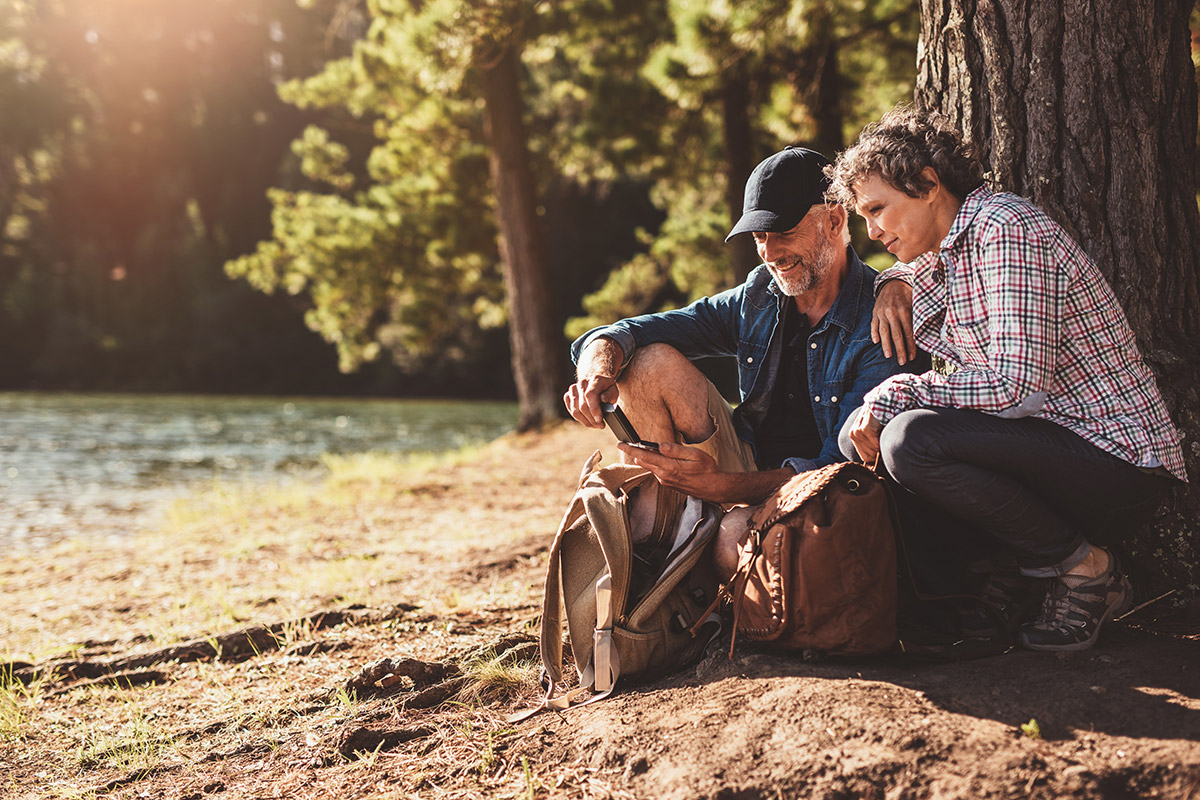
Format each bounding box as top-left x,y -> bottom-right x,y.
571,248 -> 910,474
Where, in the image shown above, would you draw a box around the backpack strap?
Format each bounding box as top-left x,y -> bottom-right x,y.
726,528 -> 765,657
589,573 -> 617,693
748,462 -> 874,531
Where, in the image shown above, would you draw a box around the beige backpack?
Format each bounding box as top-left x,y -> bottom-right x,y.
514,452 -> 724,719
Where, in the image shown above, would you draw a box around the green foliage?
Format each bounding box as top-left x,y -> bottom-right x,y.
231,0 -> 680,374
564,177 -> 729,340
0,0 -> 386,393
293,125 -> 355,191
1,0 -> 921,392
227,0 -> 512,373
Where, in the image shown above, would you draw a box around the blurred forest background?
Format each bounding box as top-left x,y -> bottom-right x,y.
1,0 -> 1197,406
0,0 -> 919,402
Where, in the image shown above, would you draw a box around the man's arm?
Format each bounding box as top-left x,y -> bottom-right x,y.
617,441 -> 794,505
569,279 -> 750,371
564,280 -> 749,428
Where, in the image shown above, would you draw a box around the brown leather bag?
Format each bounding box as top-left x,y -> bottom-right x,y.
727,461 -> 898,656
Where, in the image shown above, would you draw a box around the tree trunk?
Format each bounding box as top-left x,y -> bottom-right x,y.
917,0 -> 1200,598
810,22 -> 844,158
722,71 -> 758,284
479,44 -> 565,431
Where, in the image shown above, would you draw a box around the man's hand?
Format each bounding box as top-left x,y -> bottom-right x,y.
873,279 -> 915,365
564,374 -> 618,428
848,410 -> 884,464
618,441 -> 791,505
564,337 -> 624,428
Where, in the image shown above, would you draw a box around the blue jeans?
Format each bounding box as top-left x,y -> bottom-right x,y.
839,407 -> 1174,577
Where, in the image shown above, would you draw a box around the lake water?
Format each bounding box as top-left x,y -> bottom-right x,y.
0,392 -> 518,547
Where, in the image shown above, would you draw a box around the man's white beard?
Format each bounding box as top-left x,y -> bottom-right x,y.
770,237 -> 836,297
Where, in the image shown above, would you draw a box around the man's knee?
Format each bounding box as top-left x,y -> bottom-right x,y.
617,343 -> 713,443
619,343 -> 696,393
715,506 -> 754,579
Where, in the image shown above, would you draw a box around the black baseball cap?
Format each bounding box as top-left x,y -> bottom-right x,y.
725,147 -> 832,242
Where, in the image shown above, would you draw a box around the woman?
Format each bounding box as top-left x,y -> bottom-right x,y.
827,106 -> 1186,652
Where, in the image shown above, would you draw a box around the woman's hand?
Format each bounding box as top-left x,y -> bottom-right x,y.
873,280 -> 916,365
848,411 -> 885,464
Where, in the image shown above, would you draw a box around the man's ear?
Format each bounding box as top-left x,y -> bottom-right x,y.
827,202 -> 848,233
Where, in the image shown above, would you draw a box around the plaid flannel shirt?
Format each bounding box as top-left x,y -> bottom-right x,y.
864,187 -> 1187,481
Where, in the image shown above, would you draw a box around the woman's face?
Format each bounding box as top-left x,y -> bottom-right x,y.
852,172 -> 946,263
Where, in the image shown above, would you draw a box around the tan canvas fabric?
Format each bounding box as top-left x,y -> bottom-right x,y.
527,453 -> 724,717
684,381 -> 756,473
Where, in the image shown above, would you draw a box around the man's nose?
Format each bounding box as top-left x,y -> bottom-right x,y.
758,233 -> 782,261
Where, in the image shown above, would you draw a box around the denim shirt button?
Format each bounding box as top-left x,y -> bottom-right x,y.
831,396 -> 838,403
814,395 -> 821,402
746,356 -> 753,363
810,342 -> 817,350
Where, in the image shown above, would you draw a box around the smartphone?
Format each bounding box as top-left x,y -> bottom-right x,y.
600,402 -> 659,451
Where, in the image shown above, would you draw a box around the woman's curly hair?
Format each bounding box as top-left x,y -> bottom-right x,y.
826,105 -> 985,206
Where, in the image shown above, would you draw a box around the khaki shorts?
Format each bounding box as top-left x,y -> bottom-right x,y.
683,381 -> 757,473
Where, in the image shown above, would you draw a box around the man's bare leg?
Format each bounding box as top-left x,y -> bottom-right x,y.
614,344 -> 715,536
615,343 -> 715,445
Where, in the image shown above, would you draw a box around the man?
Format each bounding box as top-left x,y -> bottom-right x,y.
563,147 -> 915,575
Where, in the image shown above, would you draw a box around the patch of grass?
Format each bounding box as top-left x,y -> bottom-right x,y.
458,649 -> 540,707
0,669 -> 42,742
332,685 -> 360,713
522,755 -> 540,800
320,449 -> 467,486
270,617 -> 316,651
163,477 -> 313,532
77,701 -> 174,772
477,727 -> 514,777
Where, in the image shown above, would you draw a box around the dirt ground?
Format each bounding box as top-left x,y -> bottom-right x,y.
1,423 -> 1198,799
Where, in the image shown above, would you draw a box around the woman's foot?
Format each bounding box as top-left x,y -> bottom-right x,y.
961,558 -> 1043,639
1016,547 -> 1131,652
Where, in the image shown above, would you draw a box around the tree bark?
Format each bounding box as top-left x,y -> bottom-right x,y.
722,70 -> 758,283
917,0 -> 1200,597
479,44 -> 565,431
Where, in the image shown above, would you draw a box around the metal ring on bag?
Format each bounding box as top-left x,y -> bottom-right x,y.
846,478 -> 861,492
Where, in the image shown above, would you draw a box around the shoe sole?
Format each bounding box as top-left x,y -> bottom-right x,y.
1016,582 -> 1130,653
